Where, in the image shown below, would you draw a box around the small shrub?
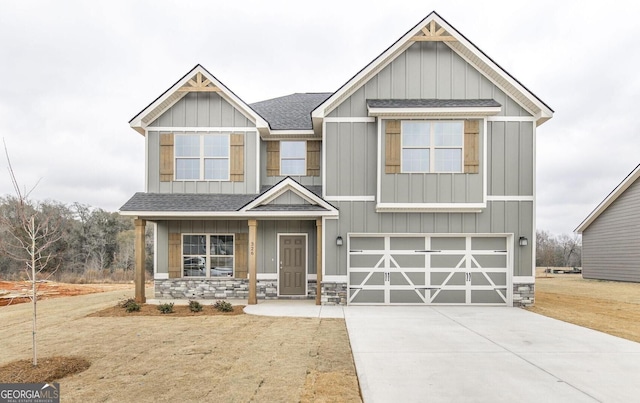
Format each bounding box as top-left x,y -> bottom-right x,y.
188,300 -> 203,312
118,298 -> 141,312
213,300 -> 233,312
157,302 -> 174,314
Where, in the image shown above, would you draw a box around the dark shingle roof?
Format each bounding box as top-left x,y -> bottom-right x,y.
250,93 -> 332,130
250,205 -> 328,211
120,193 -> 257,212
366,99 -> 501,108
260,185 -> 322,198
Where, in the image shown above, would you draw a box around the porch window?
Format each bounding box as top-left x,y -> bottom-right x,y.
175,134 -> 230,180
401,121 -> 463,173
182,234 -> 234,277
280,141 -> 306,175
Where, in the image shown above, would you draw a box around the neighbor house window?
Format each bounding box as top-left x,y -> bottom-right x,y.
401,121 -> 463,173
182,234 -> 234,277
280,141 -> 306,175
175,134 -> 230,180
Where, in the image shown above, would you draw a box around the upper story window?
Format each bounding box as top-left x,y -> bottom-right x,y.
280,141 -> 306,176
401,121 -> 463,173
175,134 -> 230,180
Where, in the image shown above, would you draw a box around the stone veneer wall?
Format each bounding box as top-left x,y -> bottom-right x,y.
512,283 -> 534,307
321,282 -> 348,305
155,278 -> 318,300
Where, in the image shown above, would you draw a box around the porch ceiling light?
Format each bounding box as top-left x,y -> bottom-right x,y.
519,236 -> 528,246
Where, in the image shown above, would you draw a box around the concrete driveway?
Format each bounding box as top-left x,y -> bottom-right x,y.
344,306 -> 640,403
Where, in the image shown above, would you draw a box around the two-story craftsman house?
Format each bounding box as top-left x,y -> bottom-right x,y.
121,11 -> 553,306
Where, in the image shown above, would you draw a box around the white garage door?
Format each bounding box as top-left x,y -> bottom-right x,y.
347,234 -> 511,305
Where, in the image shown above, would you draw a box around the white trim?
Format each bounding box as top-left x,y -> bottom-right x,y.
154,273 -> 169,280
120,210 -> 339,218
487,196 -> 534,201
269,130 -> 315,135
367,106 -> 500,117
483,118 -> 488,205
324,117 -> 376,123
255,130 -> 261,193
531,123 -> 537,276
375,203 -> 485,213
322,119 -> 327,198
257,273 -> 277,280
513,276 -> 535,284
575,163 -> 640,233
308,274 -> 317,281
241,177 -> 338,215
325,196 -> 375,202
322,275 -> 347,283
277,233 -> 308,297
144,129 -> 149,192
147,127 -> 257,132
376,118 -> 382,207
130,65 -> 269,132
311,13 -> 552,126
487,116 -> 536,122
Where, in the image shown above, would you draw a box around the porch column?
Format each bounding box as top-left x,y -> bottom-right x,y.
134,218 -> 146,303
316,218 -> 322,305
248,219 -> 258,305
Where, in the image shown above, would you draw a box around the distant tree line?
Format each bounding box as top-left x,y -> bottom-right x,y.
536,230 -> 581,268
0,196 -> 152,281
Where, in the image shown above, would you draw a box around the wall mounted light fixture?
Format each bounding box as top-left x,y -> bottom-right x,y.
519,236 -> 528,246
336,236 -> 343,246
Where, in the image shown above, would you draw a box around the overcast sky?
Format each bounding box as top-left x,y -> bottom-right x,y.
1,0 -> 638,236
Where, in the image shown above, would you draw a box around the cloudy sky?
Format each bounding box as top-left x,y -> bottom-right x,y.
1,0 -> 638,236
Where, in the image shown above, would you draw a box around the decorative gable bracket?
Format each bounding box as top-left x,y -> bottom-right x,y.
411,20 -> 456,42
177,72 -> 221,92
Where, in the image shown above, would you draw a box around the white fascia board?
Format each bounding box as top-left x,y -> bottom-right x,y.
119,210 -> 339,219
375,203 -> 485,213
130,65 -> 268,133
367,106 -> 501,117
242,177 -> 337,213
148,127 -> 258,132
575,163 -> 640,233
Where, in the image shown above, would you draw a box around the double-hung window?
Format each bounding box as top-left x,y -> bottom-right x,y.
175,134 -> 230,180
182,234 -> 234,277
280,141 -> 306,175
401,121 -> 463,173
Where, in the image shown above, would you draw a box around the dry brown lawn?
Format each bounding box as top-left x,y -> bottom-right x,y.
528,268 -> 640,343
0,286 -> 361,402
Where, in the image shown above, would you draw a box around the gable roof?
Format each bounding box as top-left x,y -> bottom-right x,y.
312,11 -> 553,128
575,164 -> 640,233
129,64 -> 268,135
250,93 -> 332,131
241,177 -> 337,214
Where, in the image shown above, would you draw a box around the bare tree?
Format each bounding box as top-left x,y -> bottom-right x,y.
0,142 -> 63,366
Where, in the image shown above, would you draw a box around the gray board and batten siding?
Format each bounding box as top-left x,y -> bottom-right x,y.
147,91 -> 258,194
582,177 -> 640,282
154,219 -> 317,277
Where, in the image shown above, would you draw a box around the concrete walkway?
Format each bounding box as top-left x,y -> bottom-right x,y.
245,302 -> 640,402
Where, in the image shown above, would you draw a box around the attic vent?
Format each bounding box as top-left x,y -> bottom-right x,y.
411,20 -> 456,42
177,72 -> 221,92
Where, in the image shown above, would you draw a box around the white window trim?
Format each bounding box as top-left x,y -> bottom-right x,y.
174,133 -> 231,181
279,140 -> 307,176
181,233 -> 235,278
400,120 -> 464,173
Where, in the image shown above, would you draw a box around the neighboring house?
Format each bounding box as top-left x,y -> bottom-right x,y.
575,164 -> 640,282
120,11 -> 553,306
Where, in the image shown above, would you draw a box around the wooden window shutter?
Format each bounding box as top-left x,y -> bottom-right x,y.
464,120 -> 480,174
230,133 -> 244,182
385,120 -> 401,174
306,140 -> 321,176
234,233 -> 248,279
159,133 -> 174,182
168,233 -> 181,278
267,141 -> 280,176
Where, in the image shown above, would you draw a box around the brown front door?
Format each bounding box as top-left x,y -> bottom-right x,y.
279,235 -> 306,295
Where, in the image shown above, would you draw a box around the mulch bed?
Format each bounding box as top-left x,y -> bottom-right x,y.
0,356 -> 90,383
88,303 -> 245,317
